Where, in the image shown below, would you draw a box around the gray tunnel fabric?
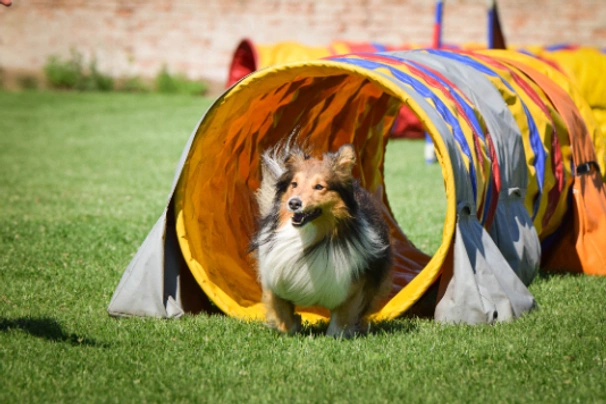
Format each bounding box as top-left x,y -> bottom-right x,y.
107,113 -> 209,318
399,51 -> 541,286
445,210 -> 537,324
379,57 -> 536,324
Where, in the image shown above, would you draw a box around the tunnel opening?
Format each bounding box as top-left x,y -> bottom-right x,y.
174,64 -> 456,322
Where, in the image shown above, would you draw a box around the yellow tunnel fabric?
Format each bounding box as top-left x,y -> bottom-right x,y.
175,61 -> 462,322
173,51 -> 543,323
538,48 -> 606,175
461,51 -> 573,239
229,40 -> 606,177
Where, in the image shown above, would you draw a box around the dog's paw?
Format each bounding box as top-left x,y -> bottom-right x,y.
266,313 -> 302,335
287,314 -> 302,335
326,324 -> 361,339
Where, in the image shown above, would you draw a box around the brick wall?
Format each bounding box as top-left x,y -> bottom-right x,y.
0,0 -> 604,91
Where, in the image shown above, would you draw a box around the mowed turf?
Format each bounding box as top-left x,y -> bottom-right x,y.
1,91 -> 605,403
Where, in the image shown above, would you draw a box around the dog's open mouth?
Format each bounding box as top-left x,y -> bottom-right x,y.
291,208 -> 322,227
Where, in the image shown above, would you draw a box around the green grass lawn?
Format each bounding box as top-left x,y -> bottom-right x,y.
1,91 -> 605,403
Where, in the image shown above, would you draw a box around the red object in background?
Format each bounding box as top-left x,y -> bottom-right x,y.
390,105 -> 425,139
227,39 -> 258,88
226,38 -> 425,138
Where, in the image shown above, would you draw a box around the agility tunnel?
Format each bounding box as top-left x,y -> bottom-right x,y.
227,39 -> 606,158
225,39 -> 485,88
226,39 -> 478,140
108,49 -> 606,325
535,46 -> 606,161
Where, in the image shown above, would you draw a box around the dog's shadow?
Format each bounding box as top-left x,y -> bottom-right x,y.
0,317 -> 108,347
294,287 -> 437,339
296,318 -> 421,339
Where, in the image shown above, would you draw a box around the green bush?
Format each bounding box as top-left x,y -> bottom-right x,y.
155,65 -> 178,93
120,75 -> 150,93
17,75 -> 39,90
155,65 -> 207,96
84,58 -> 114,92
44,51 -> 83,90
43,55 -> 207,95
44,51 -> 113,92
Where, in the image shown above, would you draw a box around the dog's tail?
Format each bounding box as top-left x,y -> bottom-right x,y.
255,127 -> 304,217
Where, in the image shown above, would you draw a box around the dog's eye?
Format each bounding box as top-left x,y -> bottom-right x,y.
314,184 -> 324,190
291,182 -> 298,189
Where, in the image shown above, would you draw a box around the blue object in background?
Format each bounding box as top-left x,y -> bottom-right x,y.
424,132 -> 437,164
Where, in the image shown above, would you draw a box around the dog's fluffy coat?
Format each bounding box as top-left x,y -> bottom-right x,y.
251,141 -> 392,337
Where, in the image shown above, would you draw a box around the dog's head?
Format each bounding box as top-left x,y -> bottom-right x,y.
275,144 -> 357,229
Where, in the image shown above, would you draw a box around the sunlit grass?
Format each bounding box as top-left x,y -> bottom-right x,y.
1,91 -> 604,403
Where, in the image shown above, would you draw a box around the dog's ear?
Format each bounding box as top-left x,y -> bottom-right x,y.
283,143 -> 309,169
333,144 -> 356,177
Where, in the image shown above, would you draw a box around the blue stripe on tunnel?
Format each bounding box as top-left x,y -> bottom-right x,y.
371,42 -> 387,52
330,55 -> 479,202
374,53 -> 494,226
424,49 -> 546,217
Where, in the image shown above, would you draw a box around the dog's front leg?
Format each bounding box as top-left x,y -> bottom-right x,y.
326,283 -> 369,339
262,289 -> 302,334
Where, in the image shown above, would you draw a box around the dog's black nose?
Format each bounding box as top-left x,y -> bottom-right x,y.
288,197 -> 302,211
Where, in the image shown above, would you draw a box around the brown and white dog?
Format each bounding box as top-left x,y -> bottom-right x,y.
251,140 -> 392,338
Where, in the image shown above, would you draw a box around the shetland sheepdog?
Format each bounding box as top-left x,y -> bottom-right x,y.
251,140 -> 392,338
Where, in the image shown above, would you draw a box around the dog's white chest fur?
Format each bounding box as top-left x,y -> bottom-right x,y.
257,220 -> 386,310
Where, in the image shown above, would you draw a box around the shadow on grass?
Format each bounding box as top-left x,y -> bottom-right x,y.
296,318 -> 420,339
536,268 -> 583,280
294,282 -> 439,339
371,319 -> 421,335
0,317 -> 108,347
